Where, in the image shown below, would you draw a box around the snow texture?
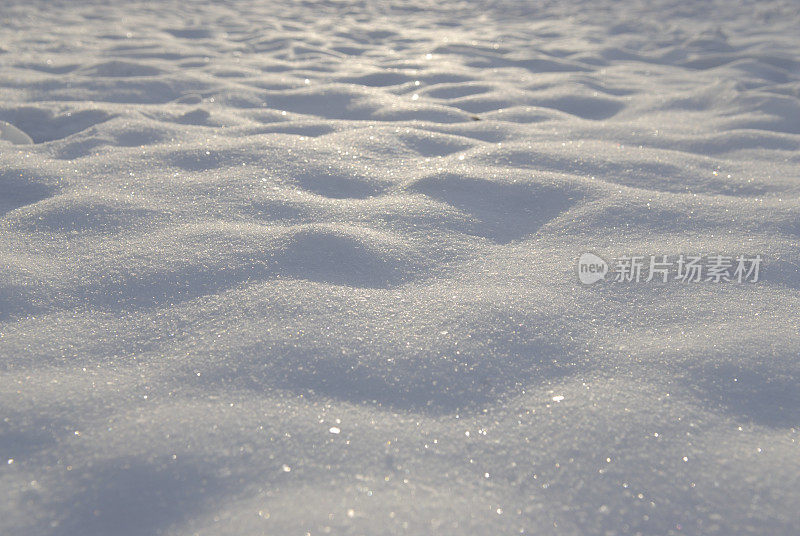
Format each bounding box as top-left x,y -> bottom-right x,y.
1,0 -> 799,534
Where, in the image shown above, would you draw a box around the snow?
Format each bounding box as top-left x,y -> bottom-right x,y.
1,0 -> 799,534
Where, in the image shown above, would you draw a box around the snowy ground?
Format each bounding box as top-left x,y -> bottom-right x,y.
1,0 -> 799,534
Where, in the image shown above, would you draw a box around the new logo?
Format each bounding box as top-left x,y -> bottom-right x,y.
577,252 -> 608,285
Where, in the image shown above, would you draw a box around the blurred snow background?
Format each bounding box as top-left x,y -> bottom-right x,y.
1,0 -> 799,534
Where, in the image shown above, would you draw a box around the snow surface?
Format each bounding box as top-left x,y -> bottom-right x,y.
1,0 -> 799,534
